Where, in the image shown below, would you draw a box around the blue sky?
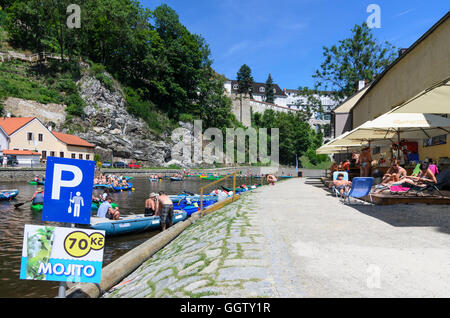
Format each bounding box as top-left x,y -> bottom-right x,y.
141,0 -> 448,90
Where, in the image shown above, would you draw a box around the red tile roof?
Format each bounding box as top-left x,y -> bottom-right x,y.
0,117 -> 35,135
2,150 -> 40,156
52,131 -> 95,148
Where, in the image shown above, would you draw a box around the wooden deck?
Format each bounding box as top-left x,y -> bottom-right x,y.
320,177 -> 450,206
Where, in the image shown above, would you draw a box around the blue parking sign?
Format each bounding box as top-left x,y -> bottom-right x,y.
42,157 -> 95,224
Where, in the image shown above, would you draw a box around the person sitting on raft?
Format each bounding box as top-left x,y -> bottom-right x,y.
145,192 -> 158,217
32,187 -> 44,205
97,196 -> 120,220
121,179 -> 129,187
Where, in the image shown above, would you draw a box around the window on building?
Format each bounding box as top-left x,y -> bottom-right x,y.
71,153 -> 76,159
42,151 -> 47,159
38,134 -> 43,142
60,152 -> 64,158
50,151 -> 55,157
79,154 -> 83,160
423,134 -> 447,147
86,154 -> 90,160
27,132 -> 33,141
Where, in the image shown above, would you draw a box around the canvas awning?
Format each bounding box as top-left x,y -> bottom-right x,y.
391,78 -> 450,114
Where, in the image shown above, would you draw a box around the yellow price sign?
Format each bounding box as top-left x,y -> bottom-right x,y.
64,231 -> 105,258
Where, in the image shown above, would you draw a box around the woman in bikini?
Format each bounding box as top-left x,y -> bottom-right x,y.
401,162 -> 437,188
359,147 -> 372,177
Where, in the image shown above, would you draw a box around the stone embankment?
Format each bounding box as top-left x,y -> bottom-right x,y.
102,189 -> 302,298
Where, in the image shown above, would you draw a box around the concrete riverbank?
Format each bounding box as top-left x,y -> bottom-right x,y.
102,177 -> 450,298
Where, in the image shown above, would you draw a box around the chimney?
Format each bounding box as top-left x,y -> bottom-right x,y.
398,48 -> 408,57
358,80 -> 366,91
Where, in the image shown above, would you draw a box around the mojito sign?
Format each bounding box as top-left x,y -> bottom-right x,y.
20,225 -> 105,283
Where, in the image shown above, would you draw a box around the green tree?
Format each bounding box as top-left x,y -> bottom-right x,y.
236,64 -> 253,123
264,73 -> 275,104
313,22 -> 396,100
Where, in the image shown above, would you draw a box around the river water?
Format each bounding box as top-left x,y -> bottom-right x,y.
0,176 -> 259,298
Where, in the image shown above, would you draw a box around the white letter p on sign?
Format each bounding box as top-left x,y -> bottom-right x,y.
51,164 -> 83,200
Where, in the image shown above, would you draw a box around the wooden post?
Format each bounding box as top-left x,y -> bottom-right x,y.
232,172 -> 236,202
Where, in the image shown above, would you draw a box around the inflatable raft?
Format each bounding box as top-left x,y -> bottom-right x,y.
90,210 -> 187,236
0,189 -> 19,200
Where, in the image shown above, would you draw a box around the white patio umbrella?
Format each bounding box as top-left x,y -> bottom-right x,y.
391,78 -> 450,114
338,112 -> 450,158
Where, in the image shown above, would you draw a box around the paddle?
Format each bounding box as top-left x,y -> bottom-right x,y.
68,192 -> 72,214
14,198 -> 32,208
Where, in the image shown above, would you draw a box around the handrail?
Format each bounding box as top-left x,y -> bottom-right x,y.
198,171 -> 238,216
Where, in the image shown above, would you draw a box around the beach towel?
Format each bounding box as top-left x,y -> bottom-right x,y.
390,185 -> 411,194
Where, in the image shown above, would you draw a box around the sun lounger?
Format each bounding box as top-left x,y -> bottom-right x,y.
342,177 -> 374,204
331,171 -> 349,197
404,169 -> 450,197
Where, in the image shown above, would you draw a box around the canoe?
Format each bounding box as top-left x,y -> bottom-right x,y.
111,183 -> 133,192
30,202 -> 43,212
91,202 -> 119,211
29,181 -> 45,185
0,189 -> 19,200
170,177 -> 183,181
90,210 -> 187,236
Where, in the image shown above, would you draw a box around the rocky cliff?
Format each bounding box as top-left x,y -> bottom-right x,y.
69,73 -> 174,166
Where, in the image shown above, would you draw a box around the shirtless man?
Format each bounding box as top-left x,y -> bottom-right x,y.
157,191 -> 173,231
145,193 -> 158,217
266,174 -> 277,186
381,160 -> 407,185
329,173 -> 352,195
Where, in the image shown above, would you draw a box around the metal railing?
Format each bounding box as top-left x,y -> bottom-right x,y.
198,171 -> 238,216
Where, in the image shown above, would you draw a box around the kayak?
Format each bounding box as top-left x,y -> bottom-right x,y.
91,202 -> 119,211
280,176 -> 293,179
0,189 -> 19,200
111,183 -> 133,192
200,176 -> 221,180
29,181 -> 45,185
149,178 -> 160,182
170,177 -> 183,181
30,202 -> 43,212
90,210 -> 187,236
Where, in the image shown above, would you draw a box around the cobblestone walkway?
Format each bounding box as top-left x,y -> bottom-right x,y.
103,189 -> 303,298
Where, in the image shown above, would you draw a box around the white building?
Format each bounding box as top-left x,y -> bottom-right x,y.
225,79 -> 288,106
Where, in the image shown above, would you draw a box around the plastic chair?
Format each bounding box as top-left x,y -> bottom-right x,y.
342,177 -> 374,204
332,171 -> 349,197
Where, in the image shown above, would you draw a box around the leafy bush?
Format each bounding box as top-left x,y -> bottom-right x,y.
65,93 -> 85,116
